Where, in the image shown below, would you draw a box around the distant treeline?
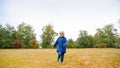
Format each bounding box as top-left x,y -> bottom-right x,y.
0,22 -> 120,48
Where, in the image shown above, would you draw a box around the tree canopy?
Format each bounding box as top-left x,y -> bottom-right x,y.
41,24 -> 57,48
0,22 -> 37,48
0,22 -> 120,48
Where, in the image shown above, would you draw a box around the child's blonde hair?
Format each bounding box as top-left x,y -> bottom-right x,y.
60,31 -> 64,34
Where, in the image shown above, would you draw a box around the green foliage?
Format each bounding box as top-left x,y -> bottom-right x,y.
0,21 -> 120,48
76,30 -> 95,48
115,37 -> 120,48
97,43 -> 107,48
0,23 -> 36,48
41,24 -> 57,48
0,24 -> 16,48
17,22 -> 36,48
67,39 -> 76,48
94,24 -> 118,48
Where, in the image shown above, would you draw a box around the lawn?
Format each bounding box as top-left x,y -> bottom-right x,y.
0,48 -> 120,68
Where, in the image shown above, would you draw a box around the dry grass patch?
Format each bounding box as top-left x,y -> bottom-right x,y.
0,48 -> 120,68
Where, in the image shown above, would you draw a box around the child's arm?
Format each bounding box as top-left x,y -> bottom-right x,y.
53,38 -> 58,48
63,38 -> 68,47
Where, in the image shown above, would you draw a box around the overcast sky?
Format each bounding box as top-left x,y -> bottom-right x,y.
0,0 -> 120,41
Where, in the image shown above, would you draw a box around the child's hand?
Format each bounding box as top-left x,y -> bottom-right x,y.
52,46 -> 54,48
63,44 -> 66,47
63,42 -> 67,47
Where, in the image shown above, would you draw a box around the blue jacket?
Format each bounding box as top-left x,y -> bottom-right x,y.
53,37 -> 67,53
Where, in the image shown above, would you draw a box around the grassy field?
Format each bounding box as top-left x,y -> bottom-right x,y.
0,48 -> 120,68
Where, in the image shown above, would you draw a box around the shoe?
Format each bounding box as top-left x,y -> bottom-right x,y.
56,58 -> 59,62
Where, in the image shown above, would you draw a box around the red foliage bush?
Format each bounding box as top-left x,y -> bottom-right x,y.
13,39 -> 22,48
29,39 -> 39,48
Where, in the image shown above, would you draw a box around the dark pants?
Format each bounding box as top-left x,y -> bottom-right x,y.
57,52 -> 64,62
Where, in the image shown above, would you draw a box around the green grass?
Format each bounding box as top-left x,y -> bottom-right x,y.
0,48 -> 120,68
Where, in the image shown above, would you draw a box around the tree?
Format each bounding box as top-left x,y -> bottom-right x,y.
94,24 -> 118,48
67,39 -> 76,48
116,19 -> 120,48
0,24 -> 16,48
0,23 -> 36,48
94,28 -> 105,48
41,24 -> 57,48
76,30 -> 94,48
17,22 -> 36,48
116,37 -> 120,48
29,39 -> 39,48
